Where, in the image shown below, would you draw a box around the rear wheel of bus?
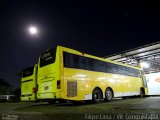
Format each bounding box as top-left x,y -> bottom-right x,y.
104,88 -> 113,102
92,88 -> 102,103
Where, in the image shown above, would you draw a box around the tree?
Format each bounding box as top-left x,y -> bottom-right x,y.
11,88 -> 20,102
0,78 -> 11,95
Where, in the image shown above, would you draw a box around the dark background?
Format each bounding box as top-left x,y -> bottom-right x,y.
0,0 -> 159,87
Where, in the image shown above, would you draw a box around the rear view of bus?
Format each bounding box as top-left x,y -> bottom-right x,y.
37,47 -> 61,102
21,65 -> 38,101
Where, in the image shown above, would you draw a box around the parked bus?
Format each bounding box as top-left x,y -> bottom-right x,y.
21,64 -> 38,101
37,46 -> 147,103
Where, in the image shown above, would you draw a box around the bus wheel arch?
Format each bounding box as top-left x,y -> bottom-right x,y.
140,87 -> 145,98
104,87 -> 114,102
92,87 -> 103,103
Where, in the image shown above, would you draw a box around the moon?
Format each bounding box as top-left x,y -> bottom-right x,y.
29,26 -> 38,34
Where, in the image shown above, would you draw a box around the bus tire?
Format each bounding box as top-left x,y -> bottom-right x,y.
140,88 -> 145,98
92,88 -> 102,103
104,88 -> 113,102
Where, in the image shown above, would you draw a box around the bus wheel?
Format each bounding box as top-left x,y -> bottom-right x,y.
92,88 -> 102,103
104,88 -> 113,102
140,88 -> 144,98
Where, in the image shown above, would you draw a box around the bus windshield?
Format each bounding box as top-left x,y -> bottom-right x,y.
40,47 -> 56,67
22,66 -> 34,78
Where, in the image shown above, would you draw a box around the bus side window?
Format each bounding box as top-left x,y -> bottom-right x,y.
63,52 -> 74,68
93,60 -> 106,72
119,65 -> 126,75
63,52 -> 69,67
77,56 -> 88,70
105,62 -> 112,73
68,54 -> 74,68
105,62 -> 117,74
88,58 -> 94,71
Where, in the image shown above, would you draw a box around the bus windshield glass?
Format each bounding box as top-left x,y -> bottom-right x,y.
40,47 -> 56,67
22,66 -> 34,78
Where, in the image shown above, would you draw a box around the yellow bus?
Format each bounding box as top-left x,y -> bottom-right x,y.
37,46 -> 148,103
21,64 -> 38,101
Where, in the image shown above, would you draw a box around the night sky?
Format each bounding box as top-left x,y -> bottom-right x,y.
0,0 -> 159,87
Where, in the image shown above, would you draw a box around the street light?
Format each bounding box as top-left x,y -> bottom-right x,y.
140,62 -> 150,68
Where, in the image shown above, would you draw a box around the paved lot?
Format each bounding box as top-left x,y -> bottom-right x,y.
0,97 -> 160,120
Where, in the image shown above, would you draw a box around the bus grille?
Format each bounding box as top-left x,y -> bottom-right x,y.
67,81 -> 77,97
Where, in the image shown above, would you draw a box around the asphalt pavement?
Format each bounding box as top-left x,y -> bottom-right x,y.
0,96 -> 160,120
